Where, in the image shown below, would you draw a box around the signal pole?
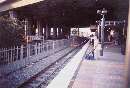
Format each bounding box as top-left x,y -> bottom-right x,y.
97,8 -> 107,56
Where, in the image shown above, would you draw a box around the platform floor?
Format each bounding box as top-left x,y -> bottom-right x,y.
72,44 -> 125,88
72,60 -> 125,88
46,42 -> 126,88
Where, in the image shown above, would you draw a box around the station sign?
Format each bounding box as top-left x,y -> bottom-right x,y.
72,29 -> 77,34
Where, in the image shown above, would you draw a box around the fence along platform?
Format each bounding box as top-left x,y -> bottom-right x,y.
0,39 -> 72,75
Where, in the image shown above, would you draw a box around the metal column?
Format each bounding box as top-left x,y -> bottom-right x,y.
100,15 -> 105,56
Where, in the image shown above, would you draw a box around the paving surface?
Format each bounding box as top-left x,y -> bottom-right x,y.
72,44 -> 125,88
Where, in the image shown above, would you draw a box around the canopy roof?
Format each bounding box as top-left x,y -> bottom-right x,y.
0,0 -> 129,27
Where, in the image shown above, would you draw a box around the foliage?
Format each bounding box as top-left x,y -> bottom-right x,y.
0,14 -> 25,48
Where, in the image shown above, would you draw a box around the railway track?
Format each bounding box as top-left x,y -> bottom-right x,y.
18,44 -> 84,88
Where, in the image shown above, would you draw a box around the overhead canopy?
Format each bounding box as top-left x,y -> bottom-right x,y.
0,0 -> 129,27
0,0 -> 44,12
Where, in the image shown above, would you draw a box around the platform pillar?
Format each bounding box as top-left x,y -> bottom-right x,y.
53,27 -> 57,39
100,15 -> 105,56
57,28 -> 62,39
24,18 -> 32,36
45,25 -> 51,40
37,20 -> 43,36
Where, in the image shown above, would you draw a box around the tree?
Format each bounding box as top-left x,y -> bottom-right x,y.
0,14 -> 25,48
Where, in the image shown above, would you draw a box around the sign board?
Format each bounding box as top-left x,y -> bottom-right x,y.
72,29 -> 77,34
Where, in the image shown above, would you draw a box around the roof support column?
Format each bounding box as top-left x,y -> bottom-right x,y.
25,18 -> 32,36
53,27 -> 57,39
100,15 -> 105,56
62,26 -> 70,39
57,28 -> 62,39
67,27 -> 71,39
37,19 -> 43,36
45,25 -> 50,40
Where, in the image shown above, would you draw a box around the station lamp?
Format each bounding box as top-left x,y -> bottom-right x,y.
97,8 -> 107,56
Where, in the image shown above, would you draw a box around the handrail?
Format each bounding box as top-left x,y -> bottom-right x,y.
0,39 -> 72,64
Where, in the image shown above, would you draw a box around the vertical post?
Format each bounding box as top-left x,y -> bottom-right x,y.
61,28 -> 63,38
29,44 -> 31,57
37,43 -> 39,54
123,20 -> 126,36
37,20 -> 40,36
14,46 -> 16,61
97,8 -> 107,56
100,15 -> 105,56
7,50 -> 10,63
41,43 -> 43,52
54,41 -> 57,51
37,20 -> 43,36
77,26 -> 80,36
27,45 -> 29,58
3,48 -> 6,62
16,46 -> 19,60
40,43 -> 41,53
38,43 -> 41,53
67,28 -> 71,39
46,42 -> 48,55
10,47 -> 13,63
24,18 -> 28,37
45,25 -> 49,40
53,27 -> 57,39
34,43 -> 37,55
5,48 -> 7,63
36,43 -> 38,54
0,48 -> 3,62
57,28 -> 59,38
125,7 -> 130,88
20,45 -> 23,60
53,41 -> 55,52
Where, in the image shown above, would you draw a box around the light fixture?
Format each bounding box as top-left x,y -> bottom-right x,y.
0,0 -> 6,3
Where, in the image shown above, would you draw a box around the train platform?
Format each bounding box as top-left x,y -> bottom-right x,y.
72,44 -> 125,88
46,41 -> 125,88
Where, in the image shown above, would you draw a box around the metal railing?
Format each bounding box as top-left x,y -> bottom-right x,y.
0,39 -> 71,65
